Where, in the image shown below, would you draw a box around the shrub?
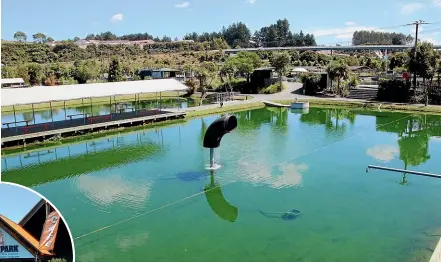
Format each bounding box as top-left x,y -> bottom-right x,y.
216,78 -> 248,92
347,74 -> 360,88
300,73 -> 326,95
377,78 -> 411,102
260,83 -> 284,94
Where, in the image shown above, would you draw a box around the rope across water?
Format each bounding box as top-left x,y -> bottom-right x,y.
74,113 -> 411,240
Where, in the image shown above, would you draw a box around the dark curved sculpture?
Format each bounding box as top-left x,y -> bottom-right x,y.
203,114 -> 237,148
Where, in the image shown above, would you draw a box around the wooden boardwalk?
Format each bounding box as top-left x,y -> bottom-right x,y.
1,109 -> 185,146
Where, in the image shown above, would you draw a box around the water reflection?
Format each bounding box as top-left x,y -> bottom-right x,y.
299,108 -> 356,137
1,98 -> 205,127
2,133 -> 164,187
376,114 -> 441,169
366,145 -> 399,163
204,171 -> 238,222
74,172 -> 153,211
234,107 -> 289,134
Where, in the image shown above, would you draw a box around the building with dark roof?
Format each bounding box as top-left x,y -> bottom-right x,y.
138,68 -> 180,80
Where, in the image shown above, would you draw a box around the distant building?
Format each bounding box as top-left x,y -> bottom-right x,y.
1,78 -> 26,88
251,67 -> 277,88
74,39 -> 155,49
138,68 -> 180,79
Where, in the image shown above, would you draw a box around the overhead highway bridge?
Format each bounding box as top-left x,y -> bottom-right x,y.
224,45 -> 441,54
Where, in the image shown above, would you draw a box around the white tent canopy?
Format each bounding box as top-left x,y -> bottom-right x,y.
1,78 -> 25,84
291,68 -> 308,73
1,79 -> 189,107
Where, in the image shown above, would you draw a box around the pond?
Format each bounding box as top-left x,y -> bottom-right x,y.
1,98 -> 208,127
2,107 -> 441,262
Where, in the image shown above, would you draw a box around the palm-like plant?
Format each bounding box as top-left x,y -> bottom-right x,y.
326,61 -> 350,96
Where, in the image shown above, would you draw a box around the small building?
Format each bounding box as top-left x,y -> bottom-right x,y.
251,67 -> 277,88
138,68 -> 180,80
0,199 -> 73,261
1,78 -> 26,89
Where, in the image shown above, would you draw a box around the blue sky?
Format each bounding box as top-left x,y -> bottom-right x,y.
1,0 -> 441,45
0,183 -> 42,223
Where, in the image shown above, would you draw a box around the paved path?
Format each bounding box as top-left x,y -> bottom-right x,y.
183,81 -> 441,113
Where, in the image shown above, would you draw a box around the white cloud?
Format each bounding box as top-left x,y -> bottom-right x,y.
420,31 -> 440,44
110,13 -> 123,22
421,37 -> 438,44
246,0 -> 257,4
174,1 -> 190,8
366,145 -> 399,163
400,3 -> 424,14
345,21 -> 357,26
433,0 -> 441,6
311,26 -> 388,40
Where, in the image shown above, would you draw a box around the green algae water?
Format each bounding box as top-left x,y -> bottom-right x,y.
2,107 -> 441,262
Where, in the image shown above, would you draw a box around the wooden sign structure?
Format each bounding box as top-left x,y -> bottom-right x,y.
38,211 -> 60,252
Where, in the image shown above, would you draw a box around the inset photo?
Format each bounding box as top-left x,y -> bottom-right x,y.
0,182 -> 75,262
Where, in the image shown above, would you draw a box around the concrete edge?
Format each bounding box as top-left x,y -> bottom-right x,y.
430,237 -> 441,262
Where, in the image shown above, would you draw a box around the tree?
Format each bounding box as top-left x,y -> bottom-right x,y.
13,31 -> 27,42
47,37 -> 54,42
222,22 -> 252,48
73,60 -> 100,84
299,51 -> 318,63
220,59 -> 236,92
327,60 -> 350,96
231,51 -> 262,83
73,36 -> 80,41
389,52 -> 408,70
352,31 -> 413,45
270,52 -> 290,91
32,32 -> 47,43
211,37 -> 229,50
108,56 -> 124,82
195,61 -> 217,105
408,42 -> 437,105
27,63 -> 44,85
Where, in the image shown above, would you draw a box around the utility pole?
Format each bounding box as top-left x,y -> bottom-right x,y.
409,20 -> 429,87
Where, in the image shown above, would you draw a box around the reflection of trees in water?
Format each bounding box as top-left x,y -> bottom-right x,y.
377,113 -> 441,168
234,108 -> 289,134
75,104 -> 108,116
38,110 -> 53,121
299,108 -> 356,137
22,112 -> 34,122
397,116 -> 431,169
265,107 -> 289,135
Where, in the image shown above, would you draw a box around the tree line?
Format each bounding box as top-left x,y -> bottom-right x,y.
10,18 -> 316,48
184,19 -> 316,48
352,31 -> 414,46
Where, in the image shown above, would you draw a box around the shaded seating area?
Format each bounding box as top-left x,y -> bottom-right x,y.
1,79 -> 188,140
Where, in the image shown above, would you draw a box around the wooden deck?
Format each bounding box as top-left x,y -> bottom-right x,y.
1,109 -> 186,146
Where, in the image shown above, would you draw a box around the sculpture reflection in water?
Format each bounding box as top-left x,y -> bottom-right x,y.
203,170 -> 301,222
204,170 -> 238,222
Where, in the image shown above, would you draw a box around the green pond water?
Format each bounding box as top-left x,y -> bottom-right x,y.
2,107 -> 441,262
